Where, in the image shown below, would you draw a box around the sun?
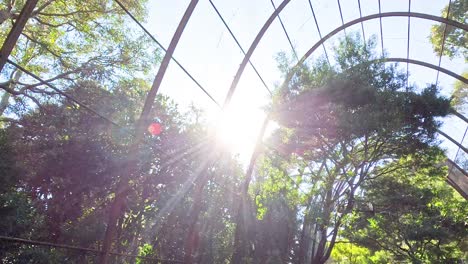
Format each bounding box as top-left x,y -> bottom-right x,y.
213,105 -> 266,159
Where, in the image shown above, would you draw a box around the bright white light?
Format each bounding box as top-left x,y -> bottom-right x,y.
213,105 -> 266,160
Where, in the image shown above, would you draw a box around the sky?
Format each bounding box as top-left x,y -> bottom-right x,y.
130,0 -> 466,164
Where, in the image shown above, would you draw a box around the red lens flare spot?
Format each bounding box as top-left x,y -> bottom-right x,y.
148,123 -> 162,135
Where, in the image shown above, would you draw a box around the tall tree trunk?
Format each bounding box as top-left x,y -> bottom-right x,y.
100,2 -> 199,262
231,118 -> 269,262
231,195 -> 252,264
298,212 -> 311,264
100,184 -> 126,264
311,188 -> 333,264
0,0 -> 39,72
184,173 -> 210,264
130,213 -> 144,264
115,216 -> 125,258
0,38 -> 37,116
0,69 -> 22,115
0,9 -> 12,25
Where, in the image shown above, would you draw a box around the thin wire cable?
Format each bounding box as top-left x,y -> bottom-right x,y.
7,60 -> 124,129
0,236 -> 183,263
208,0 -> 272,95
270,0 -> 299,61
448,125 -> 468,179
357,0 -> 366,44
336,0 -> 350,54
406,0 -> 411,90
435,0 -> 452,87
336,0 -> 347,36
113,0 -> 220,107
378,0 -> 384,56
307,0 -> 330,65
221,0 -> 291,107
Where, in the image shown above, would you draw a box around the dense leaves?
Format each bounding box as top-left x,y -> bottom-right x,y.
341,149 -> 468,263
0,79 -> 243,263
0,0 -> 158,116
253,34 -> 453,264
429,0 -> 467,61
0,5 -> 465,262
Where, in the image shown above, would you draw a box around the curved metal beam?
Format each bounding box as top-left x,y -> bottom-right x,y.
139,0 -> 200,130
355,58 -> 468,127
447,159 -> 468,178
366,58 -> 468,84
281,12 -> 467,90
437,128 -> 468,155
451,109 -> 468,124
100,1 -> 200,263
0,0 -> 39,72
301,12 -> 467,65
446,159 -> 468,200
222,0 -> 291,107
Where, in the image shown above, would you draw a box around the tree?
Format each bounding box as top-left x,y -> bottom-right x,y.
1,73 -> 244,262
429,0 -> 467,61
341,148 -> 468,263
0,0 -> 158,116
428,0 -> 467,128
255,33 -> 451,264
330,242 -> 380,264
450,72 -> 467,113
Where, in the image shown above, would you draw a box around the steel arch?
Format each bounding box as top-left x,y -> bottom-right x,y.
281,12 -> 467,90
446,159 -> 468,200
363,58 -> 468,84
100,1 -> 200,263
222,0 -> 291,107
241,11 -> 467,199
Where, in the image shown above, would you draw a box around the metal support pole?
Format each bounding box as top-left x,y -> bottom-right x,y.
0,0 -> 38,72
99,1 -> 200,263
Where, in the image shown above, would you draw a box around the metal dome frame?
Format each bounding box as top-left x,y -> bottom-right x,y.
0,0 -> 467,263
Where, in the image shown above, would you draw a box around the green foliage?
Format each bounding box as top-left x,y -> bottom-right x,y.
342,149 -> 468,263
451,72 -> 467,112
330,242 -> 375,264
0,73 -> 244,262
429,0 -> 467,61
258,33 -> 453,264
0,0 -> 159,115
0,18 -> 464,264
135,243 -> 153,264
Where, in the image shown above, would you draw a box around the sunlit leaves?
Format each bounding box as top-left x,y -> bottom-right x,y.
429,0 -> 468,61
342,149 -> 468,262
0,0 -> 159,116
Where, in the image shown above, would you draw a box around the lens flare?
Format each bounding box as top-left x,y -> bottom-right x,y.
148,122 -> 162,135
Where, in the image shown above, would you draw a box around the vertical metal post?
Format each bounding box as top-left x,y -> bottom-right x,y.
307,0 -> 330,65
99,1 -> 199,263
378,0 -> 384,56
222,0 -> 291,107
357,0 -> 366,43
435,0 -> 452,87
406,0 -> 411,90
0,0 -> 38,72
